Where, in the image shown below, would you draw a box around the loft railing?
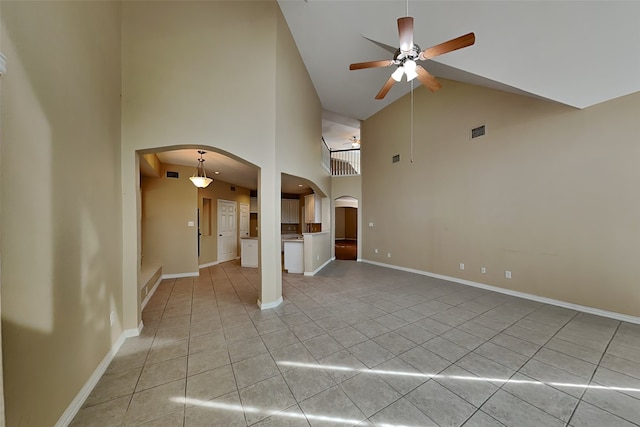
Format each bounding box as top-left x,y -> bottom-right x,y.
331,148 -> 360,176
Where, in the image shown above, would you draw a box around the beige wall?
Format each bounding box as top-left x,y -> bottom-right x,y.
275,10 -> 329,197
363,80 -> 640,318
122,1 -> 325,312
1,2 -> 123,425
198,180 -> 251,266
141,164 -> 198,275
304,232 -> 331,274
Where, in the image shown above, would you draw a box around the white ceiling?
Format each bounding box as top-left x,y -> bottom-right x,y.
278,0 -> 640,121
155,149 -> 313,194
154,2 -> 640,191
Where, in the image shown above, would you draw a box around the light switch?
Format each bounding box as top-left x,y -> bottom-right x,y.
188,221 -> 195,227
369,222 -> 374,227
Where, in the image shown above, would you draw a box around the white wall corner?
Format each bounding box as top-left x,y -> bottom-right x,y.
304,257 -> 334,276
141,275 -> 163,310
257,296 -> 283,310
54,327 -> 140,427
161,271 -> 199,279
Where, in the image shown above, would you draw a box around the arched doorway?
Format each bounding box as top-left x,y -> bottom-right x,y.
334,196 -> 358,260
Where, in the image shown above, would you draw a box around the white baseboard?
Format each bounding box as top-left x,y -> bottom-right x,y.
141,275 -> 163,311
362,259 -> 640,325
55,326 -> 141,427
258,296 -> 283,310
199,260 -> 220,269
161,271 -> 199,279
304,257 -> 334,276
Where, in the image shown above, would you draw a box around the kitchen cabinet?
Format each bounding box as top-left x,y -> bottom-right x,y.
281,199 -> 300,224
241,238 -> 258,268
284,239 -> 304,274
250,197 -> 258,213
304,194 -> 322,223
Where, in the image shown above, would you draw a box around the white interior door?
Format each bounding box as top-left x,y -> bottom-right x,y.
239,203 -> 249,238
217,200 -> 237,263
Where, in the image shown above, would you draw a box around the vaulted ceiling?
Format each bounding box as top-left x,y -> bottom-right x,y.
154,1 -> 640,190
278,1 -> 640,122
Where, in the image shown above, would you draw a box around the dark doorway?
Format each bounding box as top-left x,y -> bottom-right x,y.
335,206 -> 357,260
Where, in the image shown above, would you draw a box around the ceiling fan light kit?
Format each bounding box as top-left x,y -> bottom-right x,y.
349,15 -> 475,99
189,150 -> 214,188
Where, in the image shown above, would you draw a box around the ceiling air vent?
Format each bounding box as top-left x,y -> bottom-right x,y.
471,125 -> 486,139
230,186 -> 236,192
166,171 -> 179,179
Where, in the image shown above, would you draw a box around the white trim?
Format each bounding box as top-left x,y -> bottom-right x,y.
55,327 -> 140,427
257,296 -> 283,310
199,260 -> 220,269
141,275 -> 162,310
362,259 -> 640,325
304,257 -> 334,276
161,271 -> 199,279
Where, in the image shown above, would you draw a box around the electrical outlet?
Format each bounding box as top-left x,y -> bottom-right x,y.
374,249 -> 378,254
387,252 -> 391,258
505,270 -> 512,279
481,267 -> 486,274
459,263 -> 465,270
110,311 -> 115,326
316,255 -> 319,261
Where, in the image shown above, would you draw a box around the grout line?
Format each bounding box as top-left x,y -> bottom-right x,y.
565,321 -> 623,427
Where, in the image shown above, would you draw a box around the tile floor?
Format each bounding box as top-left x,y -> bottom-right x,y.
71,260 -> 640,426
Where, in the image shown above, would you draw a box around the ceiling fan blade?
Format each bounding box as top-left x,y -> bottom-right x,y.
349,60 -> 394,71
375,76 -> 396,100
419,32 -> 475,60
415,66 -> 442,92
398,17 -> 414,52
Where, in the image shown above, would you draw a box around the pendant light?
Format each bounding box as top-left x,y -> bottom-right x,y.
189,150 -> 213,188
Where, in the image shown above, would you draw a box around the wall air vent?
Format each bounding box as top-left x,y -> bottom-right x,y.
471,125 -> 486,139
166,171 -> 179,178
392,154 -> 400,163
230,186 -> 236,192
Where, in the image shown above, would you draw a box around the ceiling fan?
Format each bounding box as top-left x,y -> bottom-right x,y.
349,17 -> 475,99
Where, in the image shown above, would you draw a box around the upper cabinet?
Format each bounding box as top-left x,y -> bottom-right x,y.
250,197 -> 258,213
281,199 -> 300,224
304,194 -> 322,224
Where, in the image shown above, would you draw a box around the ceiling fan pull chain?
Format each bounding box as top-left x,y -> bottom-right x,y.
410,79 -> 414,163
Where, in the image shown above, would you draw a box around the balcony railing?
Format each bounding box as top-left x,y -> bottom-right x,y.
331,149 -> 360,176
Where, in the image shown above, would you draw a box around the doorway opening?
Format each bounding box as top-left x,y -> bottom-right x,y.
334,196 -> 358,260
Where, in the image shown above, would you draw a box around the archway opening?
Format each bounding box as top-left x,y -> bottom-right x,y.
334,196 -> 358,261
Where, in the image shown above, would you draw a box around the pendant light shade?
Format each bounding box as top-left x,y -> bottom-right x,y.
190,150 -> 213,188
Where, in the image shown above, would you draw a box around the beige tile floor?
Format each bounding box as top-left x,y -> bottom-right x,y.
71,260 -> 640,426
